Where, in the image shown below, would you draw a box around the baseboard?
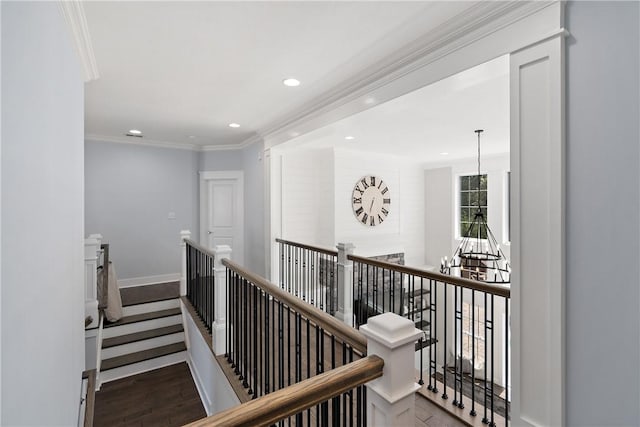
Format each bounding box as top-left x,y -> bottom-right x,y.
118,273 -> 181,288
187,354 -> 213,416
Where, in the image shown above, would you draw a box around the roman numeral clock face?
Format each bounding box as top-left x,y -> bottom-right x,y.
352,175 -> 390,226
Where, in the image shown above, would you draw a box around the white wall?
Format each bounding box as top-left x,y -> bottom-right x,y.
281,148 -> 335,248
242,141 -> 266,276
424,154 -> 510,269
85,140 -> 199,280
334,148 -> 425,267
279,147 -> 425,266
565,2 -> 639,425
1,2 -> 85,424
183,308 -> 239,416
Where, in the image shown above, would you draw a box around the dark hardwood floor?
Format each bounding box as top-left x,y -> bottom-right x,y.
94,362 -> 206,427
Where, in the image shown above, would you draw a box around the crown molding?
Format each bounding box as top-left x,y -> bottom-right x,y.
85,133 -> 262,152
201,134 -> 263,151
58,1 -> 99,82
85,134 -> 200,151
249,1 -> 556,147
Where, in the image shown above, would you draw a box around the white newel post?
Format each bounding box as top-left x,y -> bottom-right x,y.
360,312 -> 422,427
336,242 -> 355,327
180,230 -> 191,296
84,235 -> 101,329
212,245 -> 232,355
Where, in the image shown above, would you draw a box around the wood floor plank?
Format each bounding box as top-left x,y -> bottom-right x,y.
94,363 -> 205,427
120,282 -> 180,307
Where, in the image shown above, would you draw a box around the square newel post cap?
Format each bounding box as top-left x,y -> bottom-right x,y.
180,230 -> 191,241
336,242 -> 355,263
360,312 -> 422,349
213,245 -> 232,259
360,313 -> 422,404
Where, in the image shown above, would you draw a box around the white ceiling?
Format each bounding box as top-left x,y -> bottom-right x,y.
283,55 -> 510,162
83,1 -> 479,148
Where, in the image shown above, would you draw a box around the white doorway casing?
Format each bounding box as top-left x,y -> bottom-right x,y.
266,2 -> 567,426
199,171 -> 244,266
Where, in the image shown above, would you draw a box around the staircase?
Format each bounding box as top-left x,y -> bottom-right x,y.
100,282 -> 187,384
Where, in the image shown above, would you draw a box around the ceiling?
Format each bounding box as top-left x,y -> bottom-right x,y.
282,55 -> 510,162
83,1 -> 479,148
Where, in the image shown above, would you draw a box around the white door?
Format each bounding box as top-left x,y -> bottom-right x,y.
200,171 -> 244,266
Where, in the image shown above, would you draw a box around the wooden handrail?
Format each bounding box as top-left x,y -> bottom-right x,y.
275,238 -> 338,257
184,355 -> 383,427
82,369 -> 96,427
184,238 -> 216,259
223,258 -> 367,354
348,254 -> 510,298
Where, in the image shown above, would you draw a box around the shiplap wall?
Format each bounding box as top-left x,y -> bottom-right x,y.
280,147 -> 425,267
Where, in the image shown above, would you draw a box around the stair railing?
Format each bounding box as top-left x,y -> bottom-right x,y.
275,238 -> 338,315
276,238 -> 511,427
185,239 -> 216,334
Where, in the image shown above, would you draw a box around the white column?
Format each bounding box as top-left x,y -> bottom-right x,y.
84,236 -> 101,329
360,312 -> 422,427
212,245 -> 232,355
180,230 -> 191,296
335,242 -> 355,327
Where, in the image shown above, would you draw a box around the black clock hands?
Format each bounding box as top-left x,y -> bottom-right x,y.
369,197 -> 375,213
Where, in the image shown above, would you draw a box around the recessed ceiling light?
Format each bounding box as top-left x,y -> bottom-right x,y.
229,123 -> 240,128
128,129 -> 142,135
188,135 -> 196,139
440,152 -> 449,155
345,136 -> 355,140
283,78 -> 301,87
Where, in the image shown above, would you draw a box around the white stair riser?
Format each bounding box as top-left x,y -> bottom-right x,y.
103,315 -> 182,338
102,332 -> 184,360
122,299 -> 180,317
100,351 -> 187,384
102,332 -> 185,359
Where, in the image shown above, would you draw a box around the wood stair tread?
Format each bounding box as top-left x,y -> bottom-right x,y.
102,324 -> 184,349
101,342 -> 186,371
103,308 -> 182,328
120,282 -> 180,307
415,337 -> 437,351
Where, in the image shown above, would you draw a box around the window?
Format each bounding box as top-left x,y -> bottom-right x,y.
462,302 -> 485,364
459,174 -> 488,239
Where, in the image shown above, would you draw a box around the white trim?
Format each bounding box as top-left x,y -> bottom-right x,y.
510,29 -> 565,427
58,1 -> 99,82
117,273 -> 181,289
86,134 -> 200,151
199,170 -> 245,266
85,133 -> 259,152
255,1 -> 558,149
186,355 -> 213,416
201,134 -> 262,151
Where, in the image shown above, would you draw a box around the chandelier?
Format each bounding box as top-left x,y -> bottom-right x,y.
440,130 -> 511,284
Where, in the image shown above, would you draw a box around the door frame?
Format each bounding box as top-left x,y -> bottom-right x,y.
199,170 -> 244,265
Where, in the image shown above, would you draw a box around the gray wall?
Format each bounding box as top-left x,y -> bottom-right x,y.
199,149 -> 243,171
2,2 -> 86,424
566,2 -> 639,425
242,141 -> 266,276
85,141 -> 198,279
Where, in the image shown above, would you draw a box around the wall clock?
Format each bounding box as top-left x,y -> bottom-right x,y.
352,175 -> 391,226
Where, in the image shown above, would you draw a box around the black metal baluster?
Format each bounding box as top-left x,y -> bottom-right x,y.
505,297 -> 510,427
442,281 -> 448,400
306,319 -> 311,426
251,284 -> 258,398
482,292 -> 489,424
471,290 -> 477,416
331,336 -> 338,426
489,294 -> 495,427
233,273 -> 240,374
278,301 -> 284,392
419,276 -> 424,386
430,280 -> 438,394
453,284 -> 460,407
264,290 -> 270,394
